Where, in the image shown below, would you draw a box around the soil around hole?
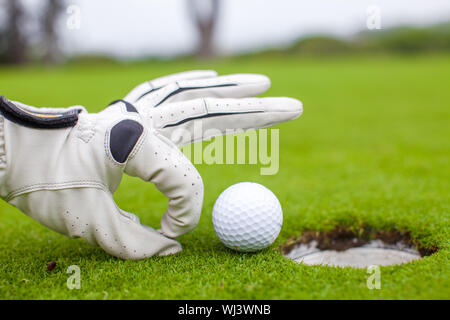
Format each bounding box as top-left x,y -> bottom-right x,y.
280,226 -> 437,258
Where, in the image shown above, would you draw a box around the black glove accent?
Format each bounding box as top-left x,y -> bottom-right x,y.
108,99 -> 138,113
109,119 -> 144,163
0,96 -> 81,129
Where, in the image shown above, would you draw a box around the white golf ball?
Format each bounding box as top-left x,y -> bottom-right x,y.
212,182 -> 283,252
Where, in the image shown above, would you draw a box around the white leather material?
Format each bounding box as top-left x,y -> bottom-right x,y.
124,70 -> 218,104
145,97 -> 301,146
131,73 -> 302,146
125,131 -> 204,238
1,104 -> 126,200
135,74 -> 270,109
9,188 -> 182,259
0,99 -> 198,260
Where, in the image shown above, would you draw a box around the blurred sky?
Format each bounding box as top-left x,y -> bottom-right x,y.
23,0 -> 450,58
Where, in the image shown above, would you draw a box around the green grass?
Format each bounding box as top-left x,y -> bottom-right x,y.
0,55 -> 449,299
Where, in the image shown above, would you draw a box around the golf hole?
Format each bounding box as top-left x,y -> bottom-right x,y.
281,228 -> 437,268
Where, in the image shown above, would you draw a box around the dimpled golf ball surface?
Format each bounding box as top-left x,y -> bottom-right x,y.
212,182 -> 283,252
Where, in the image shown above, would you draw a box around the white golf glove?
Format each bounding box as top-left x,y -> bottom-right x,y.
0,70 -> 302,260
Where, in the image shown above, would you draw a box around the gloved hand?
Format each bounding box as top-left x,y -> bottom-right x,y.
0,70 -> 302,260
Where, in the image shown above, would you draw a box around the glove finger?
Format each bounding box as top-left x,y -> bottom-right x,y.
9,188 -> 182,260
68,188 -> 182,259
150,97 -> 302,146
125,130 -> 204,238
135,74 -> 270,110
124,70 -> 218,103
88,189 -> 183,259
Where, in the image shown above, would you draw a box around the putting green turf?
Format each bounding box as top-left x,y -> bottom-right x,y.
0,55 -> 448,299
